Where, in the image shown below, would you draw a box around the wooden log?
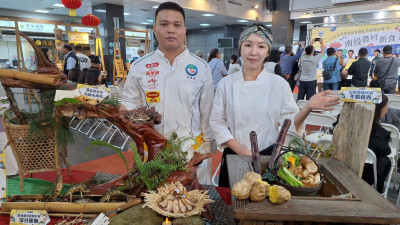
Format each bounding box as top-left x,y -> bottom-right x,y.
331,102 -> 375,177
0,69 -> 60,86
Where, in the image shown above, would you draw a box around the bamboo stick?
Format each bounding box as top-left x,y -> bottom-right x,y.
1,202 -> 126,213
0,69 -> 60,85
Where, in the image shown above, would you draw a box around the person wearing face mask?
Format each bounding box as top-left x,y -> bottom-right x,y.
120,2 -> 215,185
210,24 -> 340,188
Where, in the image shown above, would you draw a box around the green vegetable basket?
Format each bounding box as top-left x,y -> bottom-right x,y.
274,150 -> 324,196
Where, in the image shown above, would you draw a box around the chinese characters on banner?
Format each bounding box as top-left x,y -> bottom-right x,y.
68,32 -> 89,44
311,23 -> 400,59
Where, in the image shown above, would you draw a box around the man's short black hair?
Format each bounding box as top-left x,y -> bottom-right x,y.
83,46 -> 91,51
285,46 -> 292,54
327,47 -> 336,56
337,49 -> 342,52
358,48 -> 368,57
374,49 -> 381,53
383,45 -> 392,54
305,45 -> 314,55
155,2 -> 185,22
74,44 -> 83,52
348,50 -> 354,53
63,43 -> 72,51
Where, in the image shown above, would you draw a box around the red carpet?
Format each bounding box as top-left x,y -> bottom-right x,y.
215,187 -> 232,205
23,168 -> 96,184
71,151 -> 134,175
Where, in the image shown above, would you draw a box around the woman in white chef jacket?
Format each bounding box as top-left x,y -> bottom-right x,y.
210,24 -> 340,187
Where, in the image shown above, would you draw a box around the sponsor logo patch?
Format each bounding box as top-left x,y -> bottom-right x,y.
185,64 -> 198,76
146,62 -> 159,68
145,91 -> 160,103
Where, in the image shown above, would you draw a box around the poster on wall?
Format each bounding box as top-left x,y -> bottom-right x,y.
311,22 -> 400,59
68,32 -> 89,44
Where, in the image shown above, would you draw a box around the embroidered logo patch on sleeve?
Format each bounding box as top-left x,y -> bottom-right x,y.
145,91 -> 161,103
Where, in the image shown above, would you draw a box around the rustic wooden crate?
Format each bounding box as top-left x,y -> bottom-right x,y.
228,155 -> 400,225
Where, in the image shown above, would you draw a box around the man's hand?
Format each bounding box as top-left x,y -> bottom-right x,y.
306,90 -> 340,111
319,38 -> 324,45
300,41 -> 305,48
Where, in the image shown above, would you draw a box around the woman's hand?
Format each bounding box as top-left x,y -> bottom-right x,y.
306,90 -> 340,111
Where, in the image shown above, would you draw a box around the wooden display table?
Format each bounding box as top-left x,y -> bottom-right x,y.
228,155 -> 400,225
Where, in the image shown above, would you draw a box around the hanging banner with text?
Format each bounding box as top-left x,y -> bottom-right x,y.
311,23 -> 400,59
68,32 -> 89,44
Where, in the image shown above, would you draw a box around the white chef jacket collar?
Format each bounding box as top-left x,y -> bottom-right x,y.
155,48 -> 189,63
238,66 -> 269,82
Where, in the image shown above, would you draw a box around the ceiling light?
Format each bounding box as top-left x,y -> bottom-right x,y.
201,13 -> 214,17
237,19 -> 249,23
152,5 -> 159,9
124,12 -> 130,16
302,12 -> 309,15
300,21 -> 312,24
199,23 -> 210,26
253,4 -> 259,9
52,4 -> 65,7
147,18 -> 154,23
141,22 -> 151,25
266,24 -> 272,27
34,10 -> 49,13
94,9 -> 106,13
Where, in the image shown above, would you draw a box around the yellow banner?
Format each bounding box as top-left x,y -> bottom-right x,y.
68,32 -> 89,44
311,23 -> 400,57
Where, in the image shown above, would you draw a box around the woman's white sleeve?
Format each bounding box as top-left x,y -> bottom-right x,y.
279,82 -> 305,136
210,82 -> 234,146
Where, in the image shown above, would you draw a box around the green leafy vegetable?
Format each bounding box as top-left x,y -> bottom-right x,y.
277,167 -> 303,187
282,152 -> 300,167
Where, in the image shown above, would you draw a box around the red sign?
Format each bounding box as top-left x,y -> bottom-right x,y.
146,62 -> 159,68
146,92 -> 160,98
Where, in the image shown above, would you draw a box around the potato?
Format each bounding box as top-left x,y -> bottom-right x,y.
250,180 -> 270,202
232,172 -> 262,200
232,179 -> 253,199
268,185 -> 291,204
243,172 -> 262,185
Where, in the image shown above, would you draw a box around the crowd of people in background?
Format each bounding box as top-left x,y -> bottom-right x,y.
42,43 -> 103,86
192,40 -> 400,100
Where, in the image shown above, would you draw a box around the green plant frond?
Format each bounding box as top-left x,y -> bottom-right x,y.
87,140 -> 129,173
54,98 -> 83,107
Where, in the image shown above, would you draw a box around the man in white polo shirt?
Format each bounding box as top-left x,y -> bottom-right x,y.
120,2 -> 215,185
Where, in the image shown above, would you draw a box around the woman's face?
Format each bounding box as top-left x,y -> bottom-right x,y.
230,58 -> 234,64
240,34 -> 269,70
380,104 -> 388,120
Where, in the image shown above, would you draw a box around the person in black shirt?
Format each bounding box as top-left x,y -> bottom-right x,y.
363,94 -> 391,193
347,48 -> 371,87
83,46 -> 101,69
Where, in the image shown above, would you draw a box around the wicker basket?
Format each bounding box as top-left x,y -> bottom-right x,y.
2,110 -> 60,192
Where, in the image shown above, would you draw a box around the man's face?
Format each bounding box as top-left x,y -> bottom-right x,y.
83,50 -> 91,57
153,9 -> 187,52
348,51 -> 354,58
61,46 -> 68,55
374,51 -> 379,57
337,50 -> 342,57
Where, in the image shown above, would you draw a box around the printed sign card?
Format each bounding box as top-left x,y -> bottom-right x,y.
340,87 -> 382,104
